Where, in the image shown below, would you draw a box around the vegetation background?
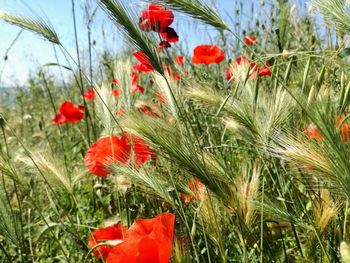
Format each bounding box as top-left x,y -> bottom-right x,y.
1,0 -> 350,262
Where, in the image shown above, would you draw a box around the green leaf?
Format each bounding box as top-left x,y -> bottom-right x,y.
42,63 -> 72,71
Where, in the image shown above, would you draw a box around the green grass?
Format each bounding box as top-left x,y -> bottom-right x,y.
1,0 -> 350,262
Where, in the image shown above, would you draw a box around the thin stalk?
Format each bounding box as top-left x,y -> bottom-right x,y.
260,175 -> 265,263
13,180 -> 26,262
206,191 -> 227,263
1,124 -> 10,160
27,206 -> 34,261
86,5 -> 98,141
302,57 -> 311,93
198,212 -> 212,263
253,77 -> 260,116
1,174 -> 18,248
52,44 -> 68,91
280,229 -> 288,261
0,29 -> 23,85
41,74 -> 70,176
291,224 -> 304,258
0,240 -> 12,262
71,0 -> 92,143
168,170 -> 200,263
344,199 -> 348,240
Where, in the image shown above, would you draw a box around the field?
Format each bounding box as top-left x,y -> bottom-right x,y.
1,0 -> 350,262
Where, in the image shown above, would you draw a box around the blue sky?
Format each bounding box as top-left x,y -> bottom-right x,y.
0,0 -> 307,86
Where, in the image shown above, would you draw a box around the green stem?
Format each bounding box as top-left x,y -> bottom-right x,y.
168,171 -> 201,263
260,175 -> 265,263
71,0 -> 92,144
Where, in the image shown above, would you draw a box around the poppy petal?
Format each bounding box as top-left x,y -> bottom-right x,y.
244,35 -> 256,46
88,224 -> 126,260
305,127 -> 323,141
158,40 -> 171,51
52,101 -> 84,124
160,27 -> 179,43
83,88 -> 96,101
175,55 -> 184,66
132,85 -> 145,94
133,51 -> 151,65
84,135 -> 131,177
139,3 -> 174,32
192,45 -> 225,65
52,113 -> 66,125
155,91 -> 166,104
116,109 -> 126,115
136,238 -> 160,263
106,213 -> 175,263
112,89 -> 121,97
132,63 -> 154,73
139,105 -> 160,118
258,63 -> 272,77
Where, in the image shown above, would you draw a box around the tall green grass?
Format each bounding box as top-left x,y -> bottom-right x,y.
0,0 -> 350,262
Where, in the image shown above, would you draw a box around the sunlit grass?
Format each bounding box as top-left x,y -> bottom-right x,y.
0,0 -> 350,262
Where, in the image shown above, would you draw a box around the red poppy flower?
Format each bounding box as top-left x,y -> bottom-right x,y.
341,124 -> 350,143
138,104 -> 160,118
112,89 -> 121,97
88,224 -> 126,260
250,61 -> 259,72
174,74 -> 181,80
181,178 -> 206,205
306,117 -> 350,143
116,109 -> 125,115
226,56 -> 272,81
132,135 -> 157,168
342,124 -> 349,143
131,73 -> 145,94
112,78 -> 119,85
52,101 -> 85,125
133,51 -> 152,66
258,63 -> 272,77
164,64 -> 181,81
175,55 -> 184,66
139,3 -> 174,32
106,213 -> 175,263
160,27 -> 179,43
132,51 -> 154,73
83,88 -> 96,101
84,133 -> 156,176
226,56 -> 257,81
84,135 -> 131,177
155,91 -> 166,104
335,115 -> 349,143
225,67 -> 231,81
305,126 -> 323,141
157,40 -> 171,52
192,45 -> 225,65
244,35 -> 256,46
132,63 -> 153,73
